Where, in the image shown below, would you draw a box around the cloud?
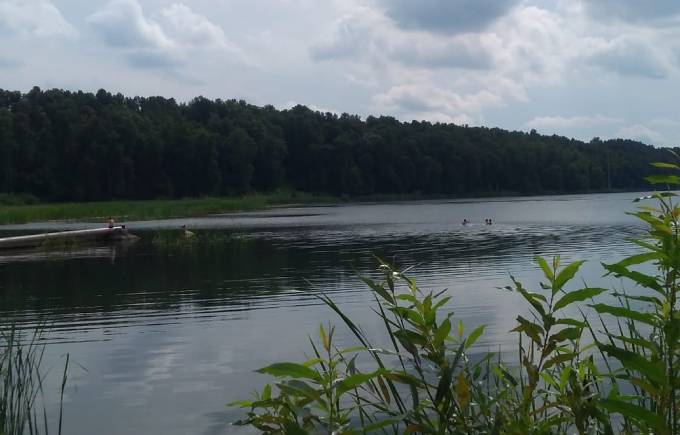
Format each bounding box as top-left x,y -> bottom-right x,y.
309,14 -> 375,61
87,0 -> 237,70
87,0 -> 174,49
378,0 -> 520,34
160,4 -> 229,50
616,124 -> 666,145
389,35 -> 494,70
310,10 -> 495,70
582,0 -> 680,24
590,37 -> 671,79
374,83 -> 503,124
526,115 -> 621,130
0,0 -> 77,37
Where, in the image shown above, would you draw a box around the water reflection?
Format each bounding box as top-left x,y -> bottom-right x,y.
0,192 -> 651,434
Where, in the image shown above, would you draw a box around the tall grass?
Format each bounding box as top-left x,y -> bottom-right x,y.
0,191 -> 335,225
0,324 -> 67,435
232,159 -> 680,434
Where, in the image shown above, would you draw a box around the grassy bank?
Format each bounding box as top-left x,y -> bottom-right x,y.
0,192 -> 336,225
0,188 -> 650,226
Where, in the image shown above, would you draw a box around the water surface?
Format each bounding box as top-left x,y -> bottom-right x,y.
0,192 -> 651,434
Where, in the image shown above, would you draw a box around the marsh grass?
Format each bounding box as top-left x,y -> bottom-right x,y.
232,158 -> 680,434
0,191 -> 335,225
0,324 -> 68,435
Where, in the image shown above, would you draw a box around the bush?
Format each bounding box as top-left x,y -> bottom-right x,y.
231,160 -> 680,434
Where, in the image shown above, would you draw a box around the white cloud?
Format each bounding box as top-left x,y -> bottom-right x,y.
527,115 -> 621,130
374,83 -> 503,124
160,4 -> 229,50
87,0 -> 239,69
590,36 -> 671,79
3,0 -> 680,148
0,0 -> 77,37
616,124 -> 666,145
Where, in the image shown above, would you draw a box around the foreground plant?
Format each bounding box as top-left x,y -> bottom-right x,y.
232,160 -> 680,434
0,324 -> 68,435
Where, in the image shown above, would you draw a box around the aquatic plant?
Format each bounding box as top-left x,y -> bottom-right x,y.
0,192 -> 335,225
232,159 -> 680,434
0,324 -> 68,435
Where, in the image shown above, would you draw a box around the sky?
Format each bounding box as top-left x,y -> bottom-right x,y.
1,0 -> 680,146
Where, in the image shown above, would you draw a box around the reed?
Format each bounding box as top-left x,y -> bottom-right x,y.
0,323 -> 68,435
0,191 -> 334,225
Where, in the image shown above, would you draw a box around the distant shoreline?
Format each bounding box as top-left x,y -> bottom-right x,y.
0,188 -> 654,226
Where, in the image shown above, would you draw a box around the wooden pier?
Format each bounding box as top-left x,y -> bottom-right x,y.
0,227 -> 139,250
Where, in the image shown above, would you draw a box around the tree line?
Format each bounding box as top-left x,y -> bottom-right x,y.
0,87 -> 672,202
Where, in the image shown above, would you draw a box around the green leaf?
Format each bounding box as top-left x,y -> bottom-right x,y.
651,162 -> 680,170
512,316 -> 543,345
550,327 -> 582,343
434,318 -> 451,346
512,279 -> 546,316
590,304 -> 656,326
599,399 -> 669,435
598,344 -> 665,385
434,366 -> 452,405
335,369 -> 387,396
386,371 -> 424,387
535,256 -> 554,281
611,292 -> 662,307
559,366 -> 572,391
645,174 -> 680,185
360,276 -> 394,304
555,318 -> 586,328
283,421 -> 310,435
554,287 -> 606,311
319,324 -> 329,352
553,260 -> 585,293
602,263 -> 663,294
432,296 -> 451,311
256,363 -> 320,380
362,416 -> 408,433
277,380 -> 323,401
543,353 -> 575,370
615,252 -> 663,268
262,384 -> 271,401
465,324 -> 486,350
394,329 -> 427,347
397,293 -> 420,306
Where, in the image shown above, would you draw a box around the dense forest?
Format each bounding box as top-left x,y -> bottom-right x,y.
0,87 -> 672,202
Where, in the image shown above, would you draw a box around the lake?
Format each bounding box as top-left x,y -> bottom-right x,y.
0,192 -> 651,434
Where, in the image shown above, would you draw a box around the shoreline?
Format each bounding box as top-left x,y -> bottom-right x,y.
0,188 -> 653,226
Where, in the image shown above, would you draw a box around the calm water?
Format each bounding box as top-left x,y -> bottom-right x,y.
0,192 -> 652,434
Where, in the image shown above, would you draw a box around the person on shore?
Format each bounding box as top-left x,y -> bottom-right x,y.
181,224 -> 195,238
